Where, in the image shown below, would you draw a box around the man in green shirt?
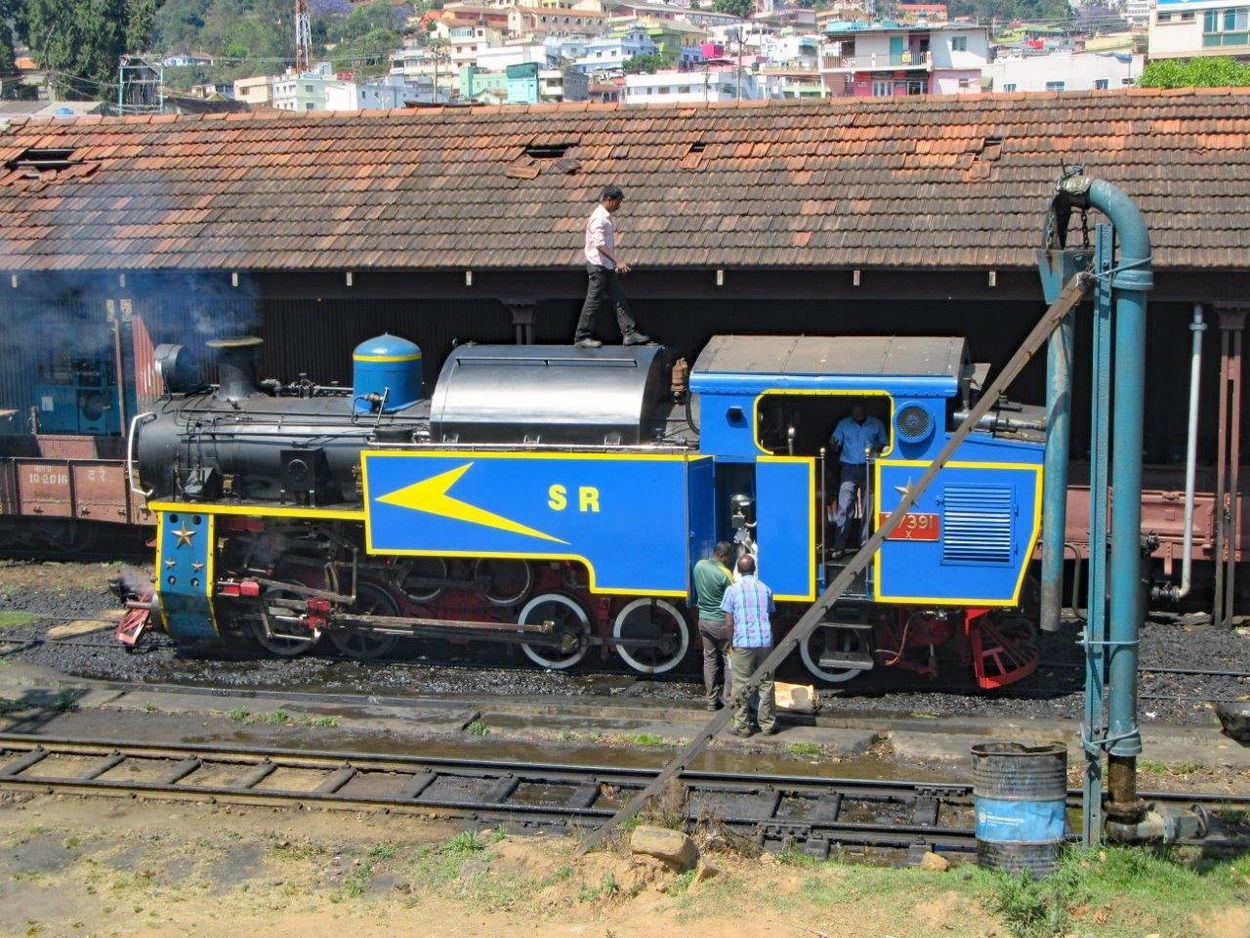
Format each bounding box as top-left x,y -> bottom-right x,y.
693,541 -> 735,711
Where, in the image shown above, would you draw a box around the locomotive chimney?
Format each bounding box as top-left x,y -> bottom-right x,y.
207,336 -> 263,402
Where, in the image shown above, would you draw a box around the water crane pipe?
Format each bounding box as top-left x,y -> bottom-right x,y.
1060,175 -> 1154,818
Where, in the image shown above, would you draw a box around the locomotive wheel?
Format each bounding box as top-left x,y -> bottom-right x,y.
329,582 -> 401,661
473,558 -> 533,608
519,593 -> 591,670
401,557 -> 447,603
612,598 -> 690,675
252,588 -> 320,657
799,624 -> 871,684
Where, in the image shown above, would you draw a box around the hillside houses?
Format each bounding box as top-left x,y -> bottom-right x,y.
206,0 -> 1232,112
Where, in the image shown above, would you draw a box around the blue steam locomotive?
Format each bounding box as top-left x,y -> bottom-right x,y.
123,332 -> 1043,687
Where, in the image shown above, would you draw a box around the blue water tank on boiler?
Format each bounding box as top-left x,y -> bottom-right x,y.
352,334 -> 423,414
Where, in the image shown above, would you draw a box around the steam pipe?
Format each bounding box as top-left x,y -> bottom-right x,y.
1041,313 -> 1074,634
127,412 -> 157,498
1153,305 -> 1205,602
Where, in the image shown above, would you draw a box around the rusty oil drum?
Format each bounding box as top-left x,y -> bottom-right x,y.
971,741 -> 1067,879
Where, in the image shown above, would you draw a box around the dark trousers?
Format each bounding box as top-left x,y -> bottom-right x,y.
833,462 -> 868,549
698,618 -> 731,705
729,645 -> 775,733
576,263 -> 637,340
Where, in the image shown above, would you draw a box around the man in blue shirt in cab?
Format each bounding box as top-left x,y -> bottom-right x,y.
829,404 -> 888,558
721,554 -> 777,738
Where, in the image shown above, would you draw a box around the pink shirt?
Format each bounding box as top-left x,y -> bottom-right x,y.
584,203 -> 615,269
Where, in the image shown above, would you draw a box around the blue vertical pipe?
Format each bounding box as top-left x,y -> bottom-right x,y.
1041,314 -> 1074,633
1082,223 -> 1114,844
1086,179 -> 1153,762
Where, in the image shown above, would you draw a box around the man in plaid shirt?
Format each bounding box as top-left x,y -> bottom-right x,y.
720,554 -> 777,737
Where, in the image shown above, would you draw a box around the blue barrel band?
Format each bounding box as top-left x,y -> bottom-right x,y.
975,797 -> 1065,844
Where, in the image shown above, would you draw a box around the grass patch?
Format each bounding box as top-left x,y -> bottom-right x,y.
466,720 -> 489,737
577,871 -> 620,903
0,611 -> 38,628
631,733 -> 664,746
309,715 -> 338,728
53,689 -> 79,712
259,709 -> 290,725
367,842 -> 400,861
268,839 -> 322,861
974,845 -> 1250,938
226,707 -> 249,722
784,741 -> 823,757
408,830 -> 489,888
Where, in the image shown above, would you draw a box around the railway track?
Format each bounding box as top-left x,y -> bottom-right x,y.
0,733 -> 977,859
1,735 -> 1246,860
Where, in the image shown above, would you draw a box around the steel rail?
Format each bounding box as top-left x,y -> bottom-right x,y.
0,734 -> 979,856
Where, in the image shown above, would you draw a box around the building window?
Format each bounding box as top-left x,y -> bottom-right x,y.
1182,11 -> 1194,19
872,79 -> 893,96
1045,80 -> 1065,92
1094,78 -> 1109,89
1204,7 -> 1250,45
1002,82 -> 1017,91
951,35 -> 967,51
1157,11 -> 1172,20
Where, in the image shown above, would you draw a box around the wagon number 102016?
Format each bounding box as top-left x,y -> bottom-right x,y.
28,471 -> 70,486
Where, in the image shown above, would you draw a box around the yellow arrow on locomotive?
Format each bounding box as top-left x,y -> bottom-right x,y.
375,462 -> 568,544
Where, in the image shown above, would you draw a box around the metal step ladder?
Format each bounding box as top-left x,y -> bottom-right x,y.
815,621 -> 875,671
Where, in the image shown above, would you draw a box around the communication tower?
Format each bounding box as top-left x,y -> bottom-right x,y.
295,0 -> 312,73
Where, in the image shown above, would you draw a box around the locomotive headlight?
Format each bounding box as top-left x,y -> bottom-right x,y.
896,403 -> 935,445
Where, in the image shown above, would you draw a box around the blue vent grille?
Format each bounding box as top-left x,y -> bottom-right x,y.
942,485 -> 1013,565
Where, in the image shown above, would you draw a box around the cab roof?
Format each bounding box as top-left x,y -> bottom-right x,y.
690,335 -> 968,397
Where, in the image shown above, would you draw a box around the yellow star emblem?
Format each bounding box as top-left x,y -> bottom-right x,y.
172,526 -> 197,547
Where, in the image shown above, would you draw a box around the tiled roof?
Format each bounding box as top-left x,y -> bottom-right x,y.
1,88 -> 1248,273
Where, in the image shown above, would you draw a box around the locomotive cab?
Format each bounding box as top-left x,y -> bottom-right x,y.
690,335 -> 1044,687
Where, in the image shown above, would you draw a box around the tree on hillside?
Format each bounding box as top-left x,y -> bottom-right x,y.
25,0 -> 150,99
1138,56 -> 1250,87
947,0 -> 1072,26
152,0 -> 212,54
0,0 -> 20,77
329,27 -> 401,77
622,51 -> 676,73
713,0 -> 754,19
326,0 -> 404,43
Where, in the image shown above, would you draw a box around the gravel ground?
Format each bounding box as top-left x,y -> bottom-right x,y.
3,559 -> 1248,727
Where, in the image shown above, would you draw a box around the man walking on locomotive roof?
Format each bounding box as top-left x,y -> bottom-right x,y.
575,185 -> 651,350
829,404 -> 888,558
693,541 -> 735,712
722,555 -> 777,737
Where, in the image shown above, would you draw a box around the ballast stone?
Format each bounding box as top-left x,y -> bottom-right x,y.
630,826 -> 699,871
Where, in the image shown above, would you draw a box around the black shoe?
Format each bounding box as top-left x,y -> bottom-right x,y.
623,332 -> 651,346
760,725 -> 779,736
706,701 -> 719,712
575,337 -> 602,349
